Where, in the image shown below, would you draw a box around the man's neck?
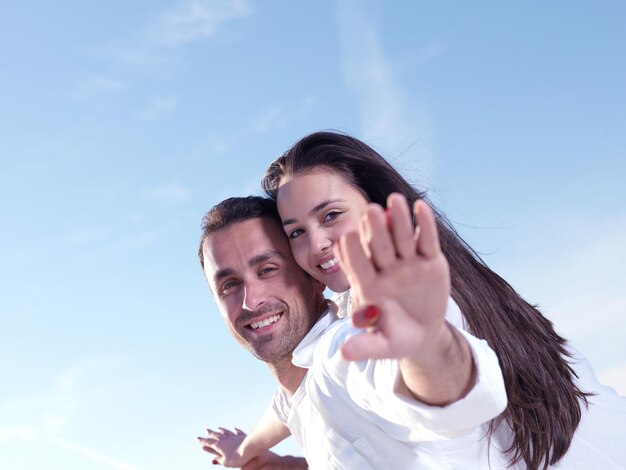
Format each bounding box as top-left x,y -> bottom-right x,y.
268,296 -> 329,395
267,357 -> 307,396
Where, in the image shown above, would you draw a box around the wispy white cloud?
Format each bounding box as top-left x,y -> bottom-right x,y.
335,0 -> 434,181
0,359 -> 147,469
51,436 -> 142,470
416,41 -> 448,65
211,141 -> 232,155
0,380 -> 72,445
0,360 -> 99,446
78,77 -> 128,95
146,0 -> 252,48
297,94 -> 318,119
139,96 -> 178,122
0,425 -> 41,444
533,216 -> 626,335
107,0 -> 253,66
252,106 -> 285,134
251,95 -> 318,135
503,214 -> 626,392
140,183 -> 192,206
68,226 -> 112,245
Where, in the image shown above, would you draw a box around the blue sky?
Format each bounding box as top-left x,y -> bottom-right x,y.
1,1 -> 625,468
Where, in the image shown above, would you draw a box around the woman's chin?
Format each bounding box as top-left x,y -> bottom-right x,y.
326,278 -> 351,294
307,267 -> 351,294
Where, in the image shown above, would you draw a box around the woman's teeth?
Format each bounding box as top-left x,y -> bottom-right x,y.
320,259 -> 337,270
250,314 -> 281,330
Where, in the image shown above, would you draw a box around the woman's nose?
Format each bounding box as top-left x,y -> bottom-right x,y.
308,228 -> 332,256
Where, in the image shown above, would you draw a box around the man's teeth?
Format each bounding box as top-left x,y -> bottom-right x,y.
250,314 -> 281,330
320,259 -> 337,270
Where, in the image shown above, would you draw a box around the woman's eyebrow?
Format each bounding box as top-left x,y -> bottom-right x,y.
282,199 -> 345,227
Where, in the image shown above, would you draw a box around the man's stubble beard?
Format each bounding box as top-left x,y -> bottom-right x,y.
232,289 -> 321,365
241,316 -> 306,365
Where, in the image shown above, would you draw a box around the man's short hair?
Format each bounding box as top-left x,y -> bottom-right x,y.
198,196 -> 281,270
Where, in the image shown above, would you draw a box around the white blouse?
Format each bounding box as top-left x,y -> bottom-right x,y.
274,297 -> 509,469
274,293 -> 626,469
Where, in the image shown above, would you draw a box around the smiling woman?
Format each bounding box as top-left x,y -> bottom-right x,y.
259,131 -> 626,469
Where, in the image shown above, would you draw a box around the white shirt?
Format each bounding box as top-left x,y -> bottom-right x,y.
273,298 -> 509,469
276,292 -> 626,469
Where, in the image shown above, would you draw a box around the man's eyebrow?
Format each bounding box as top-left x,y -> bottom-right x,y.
213,267 -> 235,284
248,250 -> 282,267
282,199 -> 344,227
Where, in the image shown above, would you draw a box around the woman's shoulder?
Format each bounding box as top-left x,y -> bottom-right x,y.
330,290 -> 352,318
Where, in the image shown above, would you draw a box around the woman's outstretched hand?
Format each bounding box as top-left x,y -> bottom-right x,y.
336,193 -> 451,362
335,193 -> 473,405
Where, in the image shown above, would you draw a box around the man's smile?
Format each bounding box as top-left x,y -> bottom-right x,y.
248,313 -> 283,331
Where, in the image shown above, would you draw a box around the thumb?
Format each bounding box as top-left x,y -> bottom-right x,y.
341,331 -> 392,361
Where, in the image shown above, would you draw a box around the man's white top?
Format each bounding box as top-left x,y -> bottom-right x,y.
274,294 -> 626,469
273,297 -> 509,469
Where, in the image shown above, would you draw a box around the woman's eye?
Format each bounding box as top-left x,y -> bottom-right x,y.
288,228 -> 304,239
323,211 -> 342,222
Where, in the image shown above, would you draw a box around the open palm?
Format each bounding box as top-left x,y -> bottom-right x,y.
336,194 -> 451,362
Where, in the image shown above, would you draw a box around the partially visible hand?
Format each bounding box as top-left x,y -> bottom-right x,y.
197,427 -> 247,467
335,194 -> 451,364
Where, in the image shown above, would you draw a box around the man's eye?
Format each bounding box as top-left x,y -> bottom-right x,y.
288,229 -> 304,239
222,280 -> 240,292
259,266 -> 277,276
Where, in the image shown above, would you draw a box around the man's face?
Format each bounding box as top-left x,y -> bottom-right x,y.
202,217 -> 324,365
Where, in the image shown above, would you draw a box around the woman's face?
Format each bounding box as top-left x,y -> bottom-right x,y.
276,168 -> 369,293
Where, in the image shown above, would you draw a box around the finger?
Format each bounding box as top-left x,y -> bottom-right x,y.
363,204 -> 396,270
201,446 -> 220,457
387,193 -> 415,259
217,427 -> 234,436
351,305 -> 381,329
337,231 -> 377,287
358,212 -> 372,259
197,437 -> 217,446
341,331 -> 393,361
413,200 -> 441,258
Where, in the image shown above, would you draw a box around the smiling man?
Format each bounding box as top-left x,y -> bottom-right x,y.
197,196 -> 507,469
199,197 -> 326,387
197,196 -> 323,469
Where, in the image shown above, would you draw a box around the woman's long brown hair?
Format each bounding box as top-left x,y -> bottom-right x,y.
261,131 -> 590,470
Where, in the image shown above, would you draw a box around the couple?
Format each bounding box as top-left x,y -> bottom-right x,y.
197,132 -> 626,469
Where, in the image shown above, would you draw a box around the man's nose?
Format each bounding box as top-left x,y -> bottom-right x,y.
242,280 -> 267,312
